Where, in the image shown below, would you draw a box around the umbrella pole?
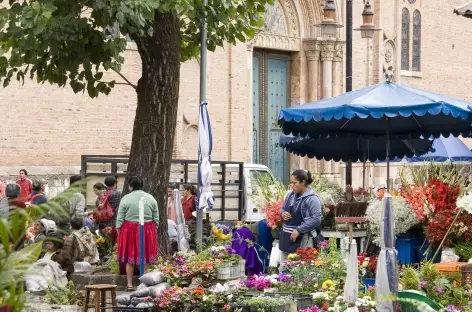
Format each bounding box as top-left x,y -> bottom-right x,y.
196,0 -> 208,253
386,118 -> 390,191
362,148 -> 366,189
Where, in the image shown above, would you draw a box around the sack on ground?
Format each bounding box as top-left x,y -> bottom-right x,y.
73,262 -> 92,273
131,297 -> 152,306
148,283 -> 170,297
116,294 -> 132,306
136,302 -> 155,308
130,286 -> 150,298
138,271 -> 164,286
137,283 -> 148,290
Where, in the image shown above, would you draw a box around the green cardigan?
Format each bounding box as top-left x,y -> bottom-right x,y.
116,190 -> 159,230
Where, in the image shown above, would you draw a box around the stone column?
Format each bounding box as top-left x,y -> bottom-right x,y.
303,39 -> 321,102
332,40 -> 344,97
303,39 -> 321,173
318,41 -> 335,174
321,40 -> 335,99
330,40 -> 344,178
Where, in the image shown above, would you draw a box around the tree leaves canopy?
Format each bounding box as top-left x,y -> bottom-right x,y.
0,0 -> 273,98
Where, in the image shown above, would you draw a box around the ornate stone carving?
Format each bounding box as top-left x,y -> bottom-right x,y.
263,2 -> 287,36
303,39 -> 321,61
251,0 -> 300,51
383,40 -> 396,82
320,41 -> 335,61
251,33 -> 300,51
333,41 -> 344,62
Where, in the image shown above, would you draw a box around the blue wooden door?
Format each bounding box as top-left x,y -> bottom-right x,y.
267,58 -> 288,182
252,51 -> 289,183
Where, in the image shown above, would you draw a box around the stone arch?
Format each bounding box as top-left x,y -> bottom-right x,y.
251,0 -> 302,51
298,0 -> 325,38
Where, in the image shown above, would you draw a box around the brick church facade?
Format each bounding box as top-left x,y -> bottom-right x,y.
1,0 -> 472,188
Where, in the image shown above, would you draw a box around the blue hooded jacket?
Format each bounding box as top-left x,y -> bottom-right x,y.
278,188 -> 322,253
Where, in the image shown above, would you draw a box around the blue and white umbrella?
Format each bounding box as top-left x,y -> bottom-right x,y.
197,102 -> 214,211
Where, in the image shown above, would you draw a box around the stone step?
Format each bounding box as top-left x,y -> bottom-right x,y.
70,273 -> 140,291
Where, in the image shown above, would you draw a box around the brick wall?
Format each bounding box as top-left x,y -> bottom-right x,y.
1,0 -> 472,178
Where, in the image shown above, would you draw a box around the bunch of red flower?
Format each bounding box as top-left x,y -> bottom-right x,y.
358,253 -> 377,278
296,247 -> 318,262
402,178 -> 467,246
262,199 -> 284,229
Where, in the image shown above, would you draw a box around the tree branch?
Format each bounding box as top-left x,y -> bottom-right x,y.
112,69 -> 137,90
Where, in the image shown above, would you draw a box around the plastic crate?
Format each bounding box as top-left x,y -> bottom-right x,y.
395,237 -> 423,264
434,262 -> 472,286
416,244 -> 441,263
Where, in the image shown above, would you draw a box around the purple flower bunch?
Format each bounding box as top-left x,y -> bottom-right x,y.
215,223 -> 231,235
446,305 -> 459,312
433,285 -> 444,296
243,274 -> 272,290
419,280 -> 427,288
174,256 -> 187,265
278,273 -> 293,283
225,245 -> 236,255
318,240 -> 329,249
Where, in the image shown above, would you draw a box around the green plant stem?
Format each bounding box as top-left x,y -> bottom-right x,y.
432,206 -> 463,261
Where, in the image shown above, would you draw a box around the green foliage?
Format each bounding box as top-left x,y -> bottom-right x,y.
400,163 -> 468,193
45,281 -> 84,306
0,0 -> 273,97
400,267 -> 420,291
0,181 -> 84,311
453,240 -> 472,261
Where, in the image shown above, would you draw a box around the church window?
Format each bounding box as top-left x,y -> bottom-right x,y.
401,8 -> 410,71
412,10 -> 421,72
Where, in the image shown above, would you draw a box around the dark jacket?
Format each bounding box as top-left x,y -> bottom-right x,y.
29,191 -> 48,205
50,249 -> 74,277
280,188 -> 322,234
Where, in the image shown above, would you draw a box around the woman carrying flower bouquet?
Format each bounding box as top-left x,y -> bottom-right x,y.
279,169 -> 322,270
116,176 -> 159,290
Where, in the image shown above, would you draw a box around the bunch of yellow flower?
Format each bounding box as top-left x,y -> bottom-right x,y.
211,225 -> 232,241
287,253 -> 299,260
321,279 -> 335,290
96,236 -> 106,244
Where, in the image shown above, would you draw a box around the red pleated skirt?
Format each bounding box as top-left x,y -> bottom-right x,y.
117,220 -> 158,265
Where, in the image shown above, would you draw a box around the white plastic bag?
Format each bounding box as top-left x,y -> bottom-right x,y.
269,240 -> 281,267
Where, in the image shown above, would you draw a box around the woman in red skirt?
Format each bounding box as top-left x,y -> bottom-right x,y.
116,176 -> 159,290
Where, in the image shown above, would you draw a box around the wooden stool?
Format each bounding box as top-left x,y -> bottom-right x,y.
83,284 -> 117,312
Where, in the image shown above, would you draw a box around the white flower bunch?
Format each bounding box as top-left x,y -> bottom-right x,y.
209,283 -> 229,293
366,197 -> 420,246
457,192 -> 472,214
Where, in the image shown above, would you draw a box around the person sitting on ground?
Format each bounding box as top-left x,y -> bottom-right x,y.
43,232 -> 74,278
49,175 -> 85,234
24,219 -> 50,252
27,180 -> 48,206
63,218 -> 100,264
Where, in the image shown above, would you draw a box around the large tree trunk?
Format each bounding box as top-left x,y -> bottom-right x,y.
126,11 -> 181,256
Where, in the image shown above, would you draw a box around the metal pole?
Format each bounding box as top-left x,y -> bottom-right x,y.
386,118 -> 390,191
345,0 -> 353,186
139,197 -> 145,276
196,0 -> 208,253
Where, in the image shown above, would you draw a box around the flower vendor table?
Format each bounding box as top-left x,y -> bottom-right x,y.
321,228 -> 367,256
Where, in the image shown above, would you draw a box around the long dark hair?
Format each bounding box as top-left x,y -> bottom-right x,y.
183,184 -> 197,196
291,169 -> 314,186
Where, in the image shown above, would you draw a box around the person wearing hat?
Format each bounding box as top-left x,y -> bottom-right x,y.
24,219 -> 51,253
43,232 -> 74,277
